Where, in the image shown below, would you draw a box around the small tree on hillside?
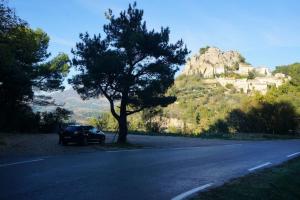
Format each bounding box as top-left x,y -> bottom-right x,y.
70,3 -> 189,143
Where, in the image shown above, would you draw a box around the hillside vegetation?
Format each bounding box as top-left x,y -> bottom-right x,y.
165,69 -> 299,135
90,63 -> 300,136
164,75 -> 248,133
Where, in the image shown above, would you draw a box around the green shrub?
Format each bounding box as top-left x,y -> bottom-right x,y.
199,46 -> 210,55
247,71 -> 256,79
88,112 -> 118,131
225,101 -> 299,134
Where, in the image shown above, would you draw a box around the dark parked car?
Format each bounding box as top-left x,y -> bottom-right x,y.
60,125 -> 105,145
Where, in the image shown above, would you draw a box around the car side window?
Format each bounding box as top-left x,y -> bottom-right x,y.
89,127 -> 98,134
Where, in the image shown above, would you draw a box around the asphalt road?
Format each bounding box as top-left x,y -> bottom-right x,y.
1,139 -> 300,200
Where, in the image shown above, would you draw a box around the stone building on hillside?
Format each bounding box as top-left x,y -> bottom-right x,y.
214,66 -> 225,75
274,73 -> 288,78
183,47 -> 274,78
217,76 -> 289,94
236,63 -> 254,76
255,67 -> 272,76
182,46 -> 290,94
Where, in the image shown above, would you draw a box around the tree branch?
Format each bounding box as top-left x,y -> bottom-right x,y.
132,54 -> 147,68
126,106 -> 145,115
109,99 -> 120,120
100,87 -> 120,120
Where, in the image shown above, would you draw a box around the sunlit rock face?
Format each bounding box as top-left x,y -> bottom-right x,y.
182,46 -> 290,94
182,47 -> 246,78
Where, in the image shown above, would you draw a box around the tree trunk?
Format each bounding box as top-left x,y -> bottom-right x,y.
118,113 -> 128,144
117,94 -> 128,144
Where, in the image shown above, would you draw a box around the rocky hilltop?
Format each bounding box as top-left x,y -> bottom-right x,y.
182,46 -> 290,94
182,46 -> 248,78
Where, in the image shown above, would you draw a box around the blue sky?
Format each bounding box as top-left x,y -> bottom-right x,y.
10,0 -> 300,72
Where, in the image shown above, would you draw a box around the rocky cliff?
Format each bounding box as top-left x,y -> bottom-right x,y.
182,46 -> 247,78
181,46 -> 290,94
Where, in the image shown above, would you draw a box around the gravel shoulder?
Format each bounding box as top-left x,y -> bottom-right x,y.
0,132 -> 249,158
0,133 -> 106,157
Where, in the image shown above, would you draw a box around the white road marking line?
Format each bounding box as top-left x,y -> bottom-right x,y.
169,147 -> 205,150
168,147 -> 206,150
248,162 -> 271,172
168,147 -> 192,150
171,183 -> 213,200
0,158 -> 44,167
106,149 -> 142,153
287,152 -> 300,158
224,144 -> 243,147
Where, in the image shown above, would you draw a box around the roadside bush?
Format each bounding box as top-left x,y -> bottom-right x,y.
88,112 -> 118,131
167,126 -> 182,134
39,107 -> 72,133
15,105 -> 41,132
206,119 -> 229,133
145,121 -> 163,132
0,104 -> 40,132
225,101 -> 299,134
0,104 -> 73,133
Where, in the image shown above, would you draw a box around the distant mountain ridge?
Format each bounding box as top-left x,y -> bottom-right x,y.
48,89 -> 110,123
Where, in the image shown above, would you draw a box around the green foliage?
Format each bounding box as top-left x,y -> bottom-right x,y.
224,63 -> 239,73
88,112 -> 118,131
247,71 -> 256,79
89,64 -> 300,136
0,1 -> 70,132
163,75 -> 243,133
238,55 -> 246,63
206,119 -> 229,134
205,80 -> 300,135
223,69 -> 245,79
199,46 -> 210,55
273,63 -> 300,85
142,107 -> 164,132
149,70 -> 300,136
10,104 -> 41,132
263,73 -> 300,115
212,101 -> 299,135
70,2 -> 189,143
194,157 -> 300,200
225,83 -> 234,89
128,114 -> 146,131
167,126 -> 182,134
231,63 -> 240,71
39,107 -> 73,133
36,53 -> 70,91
